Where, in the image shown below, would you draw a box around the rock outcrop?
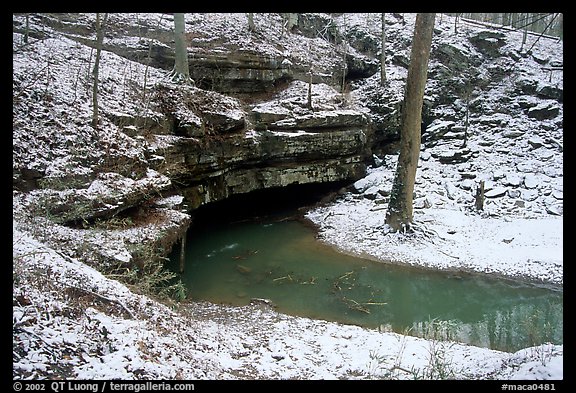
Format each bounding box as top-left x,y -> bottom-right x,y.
12,13 -> 563,270
133,80 -> 373,209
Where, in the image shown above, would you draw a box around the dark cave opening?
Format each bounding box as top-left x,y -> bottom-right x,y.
189,180 -> 351,228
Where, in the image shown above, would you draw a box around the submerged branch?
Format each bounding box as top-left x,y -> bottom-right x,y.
337,271 -> 354,280
340,297 -> 381,314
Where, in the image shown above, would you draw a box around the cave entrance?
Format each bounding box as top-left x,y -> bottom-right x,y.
189,180 -> 351,228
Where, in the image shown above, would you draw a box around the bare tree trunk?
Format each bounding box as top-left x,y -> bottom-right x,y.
92,13 -> 108,129
520,16 -> 529,52
307,71 -> 313,110
306,41 -> 314,110
143,14 -> 166,104
171,13 -> 192,84
462,87 -> 470,148
340,14 -> 348,95
24,13 -> 29,44
512,13 -> 519,28
179,234 -> 186,273
380,13 -> 387,85
475,180 -> 485,211
247,13 -> 256,32
454,13 -> 459,34
281,13 -> 298,38
386,13 -> 436,232
531,12 -> 539,34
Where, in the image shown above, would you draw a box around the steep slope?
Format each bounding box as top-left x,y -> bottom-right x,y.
13,13 -> 562,380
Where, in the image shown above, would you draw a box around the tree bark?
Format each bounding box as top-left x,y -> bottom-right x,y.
307,71 -> 313,110
92,13 -> 108,129
340,14 -> 348,95
475,180 -> 485,211
171,13 -> 192,84
385,13 -> 435,232
380,13 -> 387,85
454,13 -> 459,34
142,14 -> 166,105
24,13 -> 29,43
247,13 -> 255,32
520,19 -> 528,52
179,234 -> 186,273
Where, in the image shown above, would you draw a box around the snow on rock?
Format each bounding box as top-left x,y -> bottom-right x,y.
485,186 -> 509,198
353,170 -> 390,193
16,169 -> 172,225
152,195 -> 185,209
13,12 -> 562,381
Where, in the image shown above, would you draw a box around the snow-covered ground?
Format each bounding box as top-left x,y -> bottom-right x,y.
13,13 -> 562,381
12,223 -> 563,380
13,160 -> 564,381
305,160 -> 563,286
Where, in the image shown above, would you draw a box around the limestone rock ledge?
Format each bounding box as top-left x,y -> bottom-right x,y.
13,191 -> 191,270
150,126 -> 371,209
128,80 -> 375,210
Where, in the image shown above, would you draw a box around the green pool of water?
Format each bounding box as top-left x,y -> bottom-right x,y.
168,216 -> 562,352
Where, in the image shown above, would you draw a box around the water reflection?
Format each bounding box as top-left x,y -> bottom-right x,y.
169,218 -> 563,353
406,302 -> 562,351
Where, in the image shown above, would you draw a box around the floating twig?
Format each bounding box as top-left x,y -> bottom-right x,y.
342,297 -> 371,314
272,274 -> 293,283
338,271 -> 354,281
301,277 -> 316,285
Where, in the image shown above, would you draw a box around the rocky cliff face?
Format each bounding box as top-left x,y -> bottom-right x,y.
13,13 -> 376,224
106,78 -> 373,210
12,13 -> 563,268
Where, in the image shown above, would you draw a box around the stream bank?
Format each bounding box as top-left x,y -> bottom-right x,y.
13,13 -> 562,380
170,206 -> 562,353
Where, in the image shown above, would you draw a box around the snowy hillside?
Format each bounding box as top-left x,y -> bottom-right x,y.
13,13 -> 562,381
